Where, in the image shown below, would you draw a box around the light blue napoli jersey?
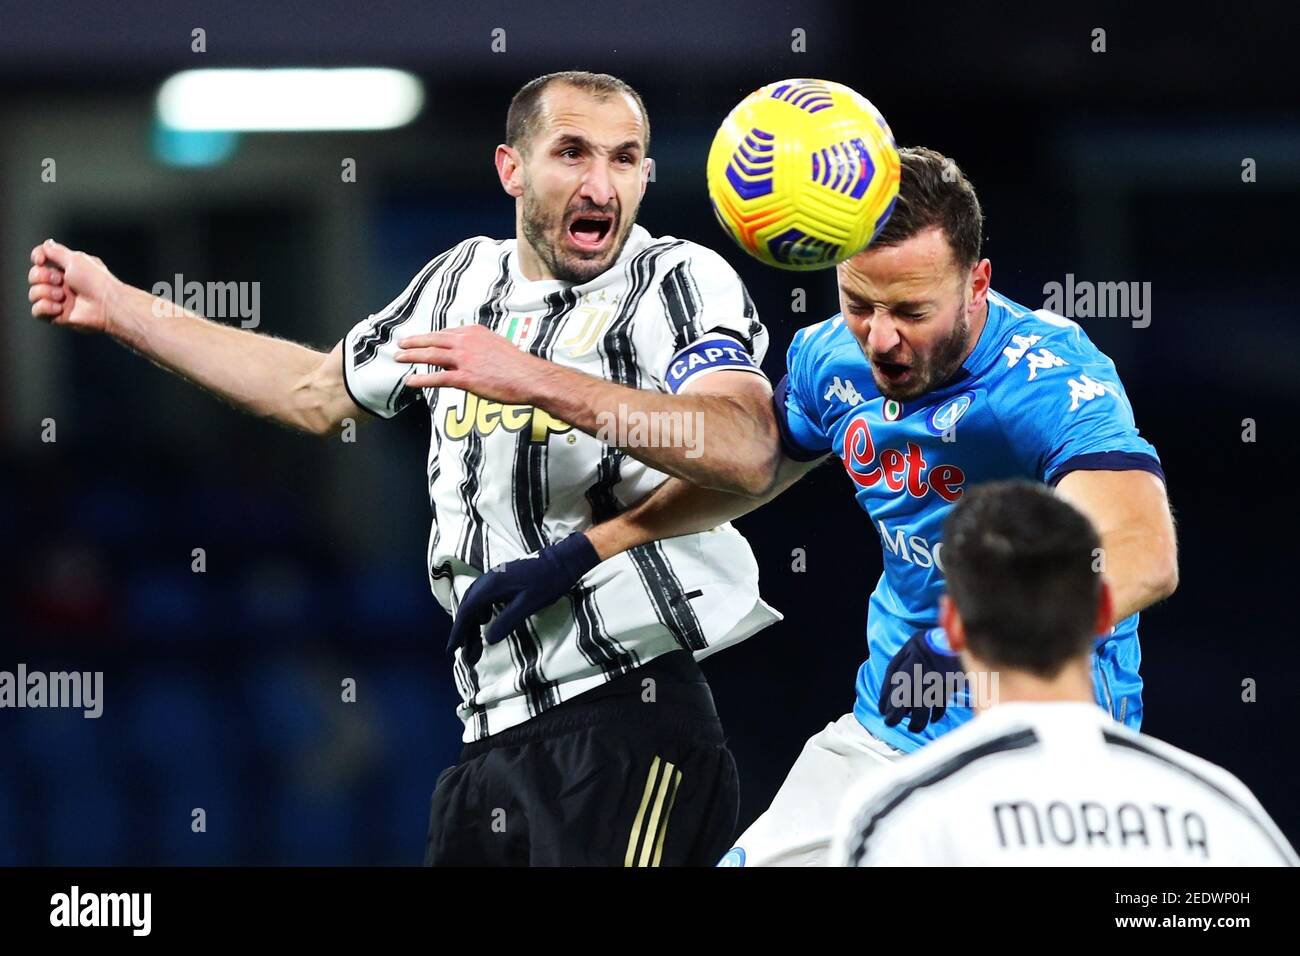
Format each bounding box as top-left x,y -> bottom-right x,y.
775,290 -> 1163,753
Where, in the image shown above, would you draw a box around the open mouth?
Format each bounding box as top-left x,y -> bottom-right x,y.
873,359 -> 913,387
567,214 -> 615,252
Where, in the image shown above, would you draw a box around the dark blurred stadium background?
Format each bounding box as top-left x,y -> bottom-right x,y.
2,0 -> 1298,863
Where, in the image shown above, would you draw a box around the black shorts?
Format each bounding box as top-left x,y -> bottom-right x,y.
423,651 -> 739,866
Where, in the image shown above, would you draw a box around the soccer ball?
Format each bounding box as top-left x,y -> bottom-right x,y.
706,79 -> 900,271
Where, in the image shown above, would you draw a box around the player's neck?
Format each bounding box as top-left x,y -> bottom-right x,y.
515,236 -> 554,282
958,299 -> 991,367
973,658 -> 1094,713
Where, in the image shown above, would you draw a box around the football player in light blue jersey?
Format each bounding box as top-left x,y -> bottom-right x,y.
780,286 -> 1161,751
435,146 -> 1179,866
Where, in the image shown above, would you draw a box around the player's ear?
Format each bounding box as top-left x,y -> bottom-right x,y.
967,258 -> 992,313
496,144 -> 525,198
940,594 -> 966,651
640,156 -> 652,197
1093,578 -> 1115,638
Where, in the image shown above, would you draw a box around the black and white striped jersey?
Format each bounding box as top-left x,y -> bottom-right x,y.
832,701 -> 1297,866
342,226 -> 781,741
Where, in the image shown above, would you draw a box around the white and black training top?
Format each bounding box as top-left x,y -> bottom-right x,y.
343,225 -> 782,741
832,701 -> 1297,866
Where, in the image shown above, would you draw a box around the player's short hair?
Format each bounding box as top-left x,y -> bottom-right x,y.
872,146 -> 983,269
942,481 -> 1102,677
506,71 -> 651,156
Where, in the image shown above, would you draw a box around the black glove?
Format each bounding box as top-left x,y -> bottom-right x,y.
446,533 -> 601,653
877,627 -> 964,734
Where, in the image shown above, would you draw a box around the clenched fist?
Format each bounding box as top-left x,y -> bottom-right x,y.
28,238 -> 120,334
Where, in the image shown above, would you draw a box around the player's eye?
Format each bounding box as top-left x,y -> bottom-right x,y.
561,148 -> 582,160
897,310 -> 925,321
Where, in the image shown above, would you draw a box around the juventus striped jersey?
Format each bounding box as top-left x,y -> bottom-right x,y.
831,701 -> 1298,866
342,225 -> 781,741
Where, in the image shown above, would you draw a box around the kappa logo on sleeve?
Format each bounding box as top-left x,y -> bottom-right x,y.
1066,374 -> 1120,412
823,376 -> 863,405
1003,334 -> 1068,382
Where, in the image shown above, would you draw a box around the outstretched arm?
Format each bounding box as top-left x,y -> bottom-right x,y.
585,452 -> 825,559
28,239 -> 362,436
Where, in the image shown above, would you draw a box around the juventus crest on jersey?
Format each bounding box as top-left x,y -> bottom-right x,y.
342,225 -> 781,740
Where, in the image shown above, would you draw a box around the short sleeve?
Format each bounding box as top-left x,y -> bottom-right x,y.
997,315 -> 1162,486
342,241 -> 468,419
773,324 -> 834,461
647,246 -> 770,394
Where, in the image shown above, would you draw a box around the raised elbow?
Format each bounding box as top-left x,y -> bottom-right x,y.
288,364 -> 354,437
1139,539 -> 1179,607
274,393 -> 335,436
730,410 -> 785,497
303,413 -> 337,438
726,448 -> 783,498
1153,551 -> 1180,603
730,470 -> 773,499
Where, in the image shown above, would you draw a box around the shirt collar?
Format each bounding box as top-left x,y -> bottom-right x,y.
959,292 -> 1007,378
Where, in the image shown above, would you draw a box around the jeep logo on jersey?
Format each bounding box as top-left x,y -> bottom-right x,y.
842,414 -> 965,501
927,391 -> 975,435
444,393 -> 573,443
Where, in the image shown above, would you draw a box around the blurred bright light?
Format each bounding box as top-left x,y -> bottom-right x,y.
157,68 -> 424,132
152,123 -> 241,166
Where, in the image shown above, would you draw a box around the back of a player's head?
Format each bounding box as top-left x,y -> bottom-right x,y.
872,146 -> 983,270
942,481 -> 1102,677
506,71 -> 651,156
